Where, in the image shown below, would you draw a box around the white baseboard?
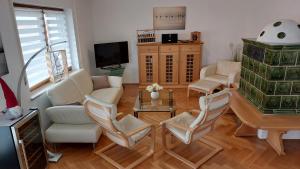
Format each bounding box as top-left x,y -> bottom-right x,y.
258,129 -> 300,139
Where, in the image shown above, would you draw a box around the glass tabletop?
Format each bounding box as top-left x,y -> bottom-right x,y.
133,89 -> 176,112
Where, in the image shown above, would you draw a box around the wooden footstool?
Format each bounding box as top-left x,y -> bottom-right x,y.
187,80 -> 222,97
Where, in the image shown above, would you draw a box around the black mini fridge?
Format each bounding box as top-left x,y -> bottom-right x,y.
0,110 -> 47,169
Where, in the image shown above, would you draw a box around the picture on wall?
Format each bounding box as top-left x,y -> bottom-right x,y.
153,6 -> 186,30
0,33 -> 9,76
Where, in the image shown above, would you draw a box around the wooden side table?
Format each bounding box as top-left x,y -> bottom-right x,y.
230,89 -> 300,155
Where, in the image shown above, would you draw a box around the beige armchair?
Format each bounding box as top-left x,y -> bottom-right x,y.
161,89 -> 231,169
200,61 -> 241,87
84,95 -> 155,169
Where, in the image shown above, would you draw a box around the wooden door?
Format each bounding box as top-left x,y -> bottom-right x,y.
139,52 -> 159,85
179,46 -> 201,84
159,52 -> 179,85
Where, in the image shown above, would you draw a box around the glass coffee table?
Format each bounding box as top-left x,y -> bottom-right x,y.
133,90 -> 176,118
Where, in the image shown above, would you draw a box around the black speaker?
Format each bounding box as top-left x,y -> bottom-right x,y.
162,34 -> 178,43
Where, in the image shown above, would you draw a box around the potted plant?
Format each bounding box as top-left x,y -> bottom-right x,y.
146,83 -> 163,100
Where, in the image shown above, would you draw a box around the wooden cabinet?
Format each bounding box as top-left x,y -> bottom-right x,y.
138,42 -> 203,87
159,45 -> 179,85
138,46 -> 159,85
179,45 -> 201,84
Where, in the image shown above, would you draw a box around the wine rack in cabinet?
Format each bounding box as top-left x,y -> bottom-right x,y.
179,45 -> 201,84
138,42 -> 203,88
138,45 -> 159,85
0,110 -> 47,169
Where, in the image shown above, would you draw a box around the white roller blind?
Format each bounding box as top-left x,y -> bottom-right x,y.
15,8 -> 49,87
15,7 -> 73,88
44,10 -> 72,66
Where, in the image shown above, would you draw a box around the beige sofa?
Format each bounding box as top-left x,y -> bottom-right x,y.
45,69 -> 123,144
200,61 -> 241,87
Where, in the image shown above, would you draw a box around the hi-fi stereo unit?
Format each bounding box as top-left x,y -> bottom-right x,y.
162,34 -> 178,43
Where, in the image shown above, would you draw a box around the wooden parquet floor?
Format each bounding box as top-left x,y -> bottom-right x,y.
48,85 -> 300,169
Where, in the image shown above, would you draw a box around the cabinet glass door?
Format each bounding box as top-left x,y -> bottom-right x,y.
12,111 -> 47,169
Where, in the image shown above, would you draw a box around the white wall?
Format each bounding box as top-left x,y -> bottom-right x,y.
90,0 -> 300,83
0,0 -> 93,131
0,0 -> 31,110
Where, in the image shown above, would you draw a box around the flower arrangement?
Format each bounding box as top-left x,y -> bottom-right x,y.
146,83 -> 163,93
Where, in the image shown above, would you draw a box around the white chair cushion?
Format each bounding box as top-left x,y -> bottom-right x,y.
189,80 -> 221,93
114,115 -> 151,147
166,112 -> 195,144
45,123 -> 102,143
199,89 -> 231,112
204,75 -> 228,85
91,87 -> 123,104
69,69 -> 93,97
216,61 -> 241,76
47,79 -> 83,106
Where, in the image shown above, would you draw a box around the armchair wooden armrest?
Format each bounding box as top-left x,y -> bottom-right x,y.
125,123 -> 153,137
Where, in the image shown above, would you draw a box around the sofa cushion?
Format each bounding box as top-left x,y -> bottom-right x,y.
45,124 -> 102,143
92,75 -> 110,90
47,79 -> 83,106
216,61 -> 241,76
46,105 -> 93,124
69,69 -> 93,97
91,88 -> 123,104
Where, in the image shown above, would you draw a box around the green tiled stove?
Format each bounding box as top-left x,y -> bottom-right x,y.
239,39 -> 300,115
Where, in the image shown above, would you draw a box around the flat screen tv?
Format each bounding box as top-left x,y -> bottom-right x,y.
94,41 -> 129,68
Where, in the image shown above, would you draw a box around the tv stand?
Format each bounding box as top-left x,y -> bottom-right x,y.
101,64 -> 122,70
99,64 -> 125,76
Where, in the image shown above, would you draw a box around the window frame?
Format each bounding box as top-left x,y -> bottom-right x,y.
14,3 -> 73,91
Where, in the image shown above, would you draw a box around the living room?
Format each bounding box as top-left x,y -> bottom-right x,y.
0,0 -> 300,169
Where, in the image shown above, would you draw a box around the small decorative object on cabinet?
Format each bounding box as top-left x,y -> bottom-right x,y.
138,41 -> 203,88
146,83 -> 163,100
191,31 -> 201,42
0,109 -> 47,169
46,50 -> 69,83
137,29 -> 156,44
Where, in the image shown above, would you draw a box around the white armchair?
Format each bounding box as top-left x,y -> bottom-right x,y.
200,61 -> 241,87
161,89 -> 231,168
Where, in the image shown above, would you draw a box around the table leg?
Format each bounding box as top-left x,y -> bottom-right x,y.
170,111 -> 176,118
266,130 -> 286,155
234,123 -> 257,137
134,111 -> 139,118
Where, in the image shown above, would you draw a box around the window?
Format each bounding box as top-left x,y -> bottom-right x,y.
14,4 -> 73,90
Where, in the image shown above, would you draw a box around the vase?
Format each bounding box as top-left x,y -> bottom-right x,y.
151,91 -> 160,100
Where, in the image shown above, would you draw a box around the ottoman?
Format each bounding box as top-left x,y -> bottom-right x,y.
187,80 -> 222,97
